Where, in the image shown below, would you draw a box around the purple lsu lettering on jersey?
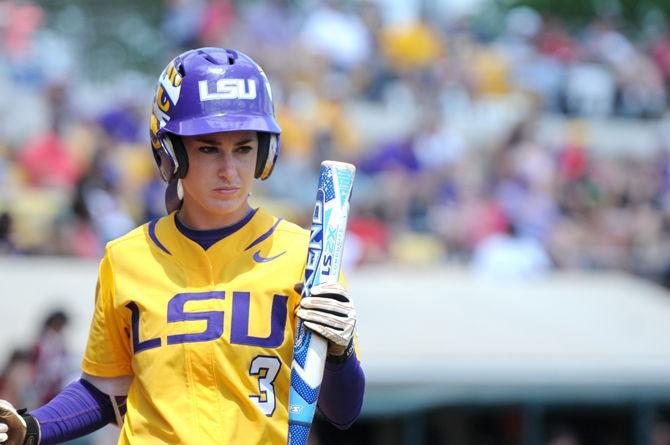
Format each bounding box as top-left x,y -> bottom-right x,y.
126,291 -> 288,354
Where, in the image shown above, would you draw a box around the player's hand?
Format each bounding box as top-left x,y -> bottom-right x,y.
295,282 -> 356,358
0,400 -> 26,445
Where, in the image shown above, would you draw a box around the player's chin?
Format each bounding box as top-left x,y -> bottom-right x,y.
207,194 -> 246,213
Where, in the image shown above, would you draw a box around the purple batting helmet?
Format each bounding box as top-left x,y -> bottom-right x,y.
150,48 -> 281,210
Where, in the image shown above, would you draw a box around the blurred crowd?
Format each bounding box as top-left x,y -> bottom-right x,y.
0,309 -> 75,410
2,0 -> 670,284
0,308 -> 125,445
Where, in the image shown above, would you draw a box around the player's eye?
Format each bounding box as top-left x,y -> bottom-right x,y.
199,146 -> 218,154
235,145 -> 253,154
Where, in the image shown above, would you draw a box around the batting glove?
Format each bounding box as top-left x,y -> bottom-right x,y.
0,399 -> 40,445
296,282 -> 356,360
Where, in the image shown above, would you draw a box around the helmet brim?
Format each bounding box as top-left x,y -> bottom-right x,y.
162,114 -> 281,137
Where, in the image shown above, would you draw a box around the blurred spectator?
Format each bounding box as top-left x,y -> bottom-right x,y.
535,18 -> 579,63
141,173 -> 168,222
347,203 -> 391,265
472,222 -> 552,281
378,19 -> 443,74
359,135 -> 420,176
300,0 -> 372,71
651,33 -> 670,88
0,349 -> 36,408
160,0 -> 206,49
617,54 -> 667,119
0,211 -> 15,253
0,0 -> 44,60
97,104 -> 143,144
53,176 -> 104,258
242,0 -> 299,49
546,429 -> 580,445
412,113 -> 466,172
198,0 -> 236,46
652,421 -> 670,445
18,127 -> 80,188
582,18 -> 635,78
563,63 -> 616,117
31,309 -> 75,405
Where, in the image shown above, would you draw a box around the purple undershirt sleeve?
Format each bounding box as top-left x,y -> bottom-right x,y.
31,379 -> 120,445
317,351 -> 365,429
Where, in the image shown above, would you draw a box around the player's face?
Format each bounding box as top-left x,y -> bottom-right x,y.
179,130 -> 258,229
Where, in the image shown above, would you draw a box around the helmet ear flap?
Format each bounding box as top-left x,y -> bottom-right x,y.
154,138 -> 176,182
154,134 -> 189,182
158,135 -> 189,214
164,134 -> 189,179
256,132 -> 279,180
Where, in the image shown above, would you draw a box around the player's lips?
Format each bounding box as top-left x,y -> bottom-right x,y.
213,186 -> 240,195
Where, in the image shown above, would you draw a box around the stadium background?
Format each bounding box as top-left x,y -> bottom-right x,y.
2,0 -> 670,443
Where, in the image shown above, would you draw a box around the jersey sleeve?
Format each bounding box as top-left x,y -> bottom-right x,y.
81,249 -> 133,377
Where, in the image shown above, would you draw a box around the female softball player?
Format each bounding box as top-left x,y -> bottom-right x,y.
0,47 -> 364,445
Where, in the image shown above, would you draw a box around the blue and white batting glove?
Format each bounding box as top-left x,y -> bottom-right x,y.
296,282 -> 356,360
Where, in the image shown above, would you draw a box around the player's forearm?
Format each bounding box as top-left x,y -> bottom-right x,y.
30,379 -> 119,444
317,351 -> 365,429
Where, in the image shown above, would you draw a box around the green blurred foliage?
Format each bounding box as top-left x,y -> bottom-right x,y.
498,0 -> 670,31
35,0 -> 167,79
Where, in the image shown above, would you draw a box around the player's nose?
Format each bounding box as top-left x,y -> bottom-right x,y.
216,152 -> 237,179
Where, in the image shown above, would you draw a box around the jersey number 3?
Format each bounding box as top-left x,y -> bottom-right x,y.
249,355 -> 281,416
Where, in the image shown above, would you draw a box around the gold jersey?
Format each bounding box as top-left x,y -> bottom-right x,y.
82,208 -> 318,444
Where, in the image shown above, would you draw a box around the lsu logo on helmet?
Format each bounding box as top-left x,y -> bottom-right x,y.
198,79 -> 257,101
